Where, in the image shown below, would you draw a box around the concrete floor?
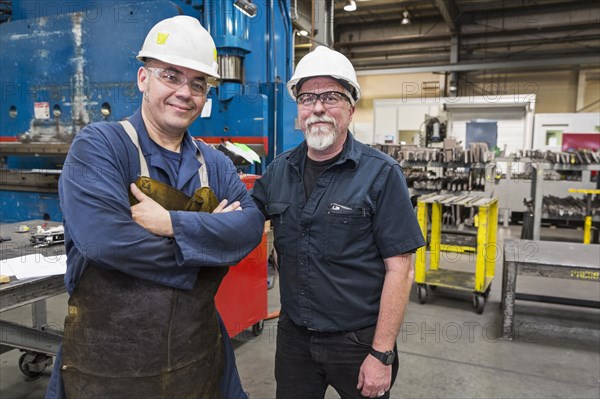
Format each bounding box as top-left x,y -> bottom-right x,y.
1,225 -> 599,399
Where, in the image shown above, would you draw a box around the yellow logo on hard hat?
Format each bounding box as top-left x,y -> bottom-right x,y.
156,33 -> 169,45
213,48 -> 217,61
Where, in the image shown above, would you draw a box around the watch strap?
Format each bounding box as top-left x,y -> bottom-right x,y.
369,348 -> 395,365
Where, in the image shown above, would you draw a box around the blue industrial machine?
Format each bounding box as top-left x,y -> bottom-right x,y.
0,0 -> 303,222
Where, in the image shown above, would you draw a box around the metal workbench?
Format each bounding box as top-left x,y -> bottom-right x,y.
0,221 -> 65,376
501,239 -> 600,340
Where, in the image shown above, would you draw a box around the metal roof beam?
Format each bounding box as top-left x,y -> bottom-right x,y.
336,22 -> 600,49
435,0 -> 460,32
355,56 -> 600,75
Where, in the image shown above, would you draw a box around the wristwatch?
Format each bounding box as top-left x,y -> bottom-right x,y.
369,348 -> 395,365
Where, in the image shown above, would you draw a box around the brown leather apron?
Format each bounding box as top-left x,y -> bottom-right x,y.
61,264 -> 228,398
61,121 -> 227,398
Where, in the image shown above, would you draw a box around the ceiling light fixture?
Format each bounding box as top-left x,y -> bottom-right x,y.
297,29 -> 309,37
344,0 -> 357,12
401,10 -> 410,25
234,0 -> 257,18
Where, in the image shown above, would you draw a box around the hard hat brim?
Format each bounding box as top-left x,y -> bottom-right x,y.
287,74 -> 361,103
137,52 -> 220,79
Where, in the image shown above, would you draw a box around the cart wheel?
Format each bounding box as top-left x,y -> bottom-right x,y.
18,353 -> 45,378
417,285 -> 427,304
428,284 -> 438,291
473,294 -> 485,314
252,320 -> 264,336
483,284 -> 492,300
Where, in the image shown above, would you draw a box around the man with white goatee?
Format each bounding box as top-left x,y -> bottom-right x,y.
252,46 -> 425,399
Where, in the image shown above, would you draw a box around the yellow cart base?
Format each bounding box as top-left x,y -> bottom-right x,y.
416,270 -> 494,313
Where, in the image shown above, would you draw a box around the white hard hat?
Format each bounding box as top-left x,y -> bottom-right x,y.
137,16 -> 220,78
287,46 -> 361,103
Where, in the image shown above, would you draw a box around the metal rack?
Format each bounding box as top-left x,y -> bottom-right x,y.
484,158 -> 599,227
530,163 -> 600,240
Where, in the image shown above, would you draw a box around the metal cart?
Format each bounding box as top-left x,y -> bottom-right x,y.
414,194 -> 499,313
1,220 -> 64,378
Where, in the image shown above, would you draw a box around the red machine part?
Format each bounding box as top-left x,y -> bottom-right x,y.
215,174 -> 268,338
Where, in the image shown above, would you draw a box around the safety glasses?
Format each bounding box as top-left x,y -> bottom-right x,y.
296,91 -> 352,108
145,67 -> 209,97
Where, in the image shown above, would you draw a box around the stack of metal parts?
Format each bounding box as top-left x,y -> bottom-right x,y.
396,139 -> 490,192
420,193 -> 496,208
543,195 -> 600,217
405,169 -> 484,192
405,171 -> 444,191
397,140 -> 493,164
543,170 -> 581,181
370,144 -> 401,158
521,149 -> 600,165
397,145 -> 443,162
420,193 -> 496,247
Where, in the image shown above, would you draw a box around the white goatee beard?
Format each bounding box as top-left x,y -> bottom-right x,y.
304,115 -> 338,151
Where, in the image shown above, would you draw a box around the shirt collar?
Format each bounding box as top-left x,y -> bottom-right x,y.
127,107 -> 203,189
128,107 -> 201,158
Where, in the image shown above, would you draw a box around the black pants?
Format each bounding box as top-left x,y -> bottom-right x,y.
275,312 -> 399,399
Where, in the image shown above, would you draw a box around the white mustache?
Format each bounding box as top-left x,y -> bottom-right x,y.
305,115 -> 337,129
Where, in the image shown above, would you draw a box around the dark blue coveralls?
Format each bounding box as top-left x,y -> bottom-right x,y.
45,109 -> 264,398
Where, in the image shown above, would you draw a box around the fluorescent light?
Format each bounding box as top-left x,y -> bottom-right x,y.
344,0 -> 357,12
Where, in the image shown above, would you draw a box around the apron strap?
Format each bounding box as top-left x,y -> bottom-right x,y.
119,120 -> 209,187
190,140 -> 210,188
119,120 -> 149,177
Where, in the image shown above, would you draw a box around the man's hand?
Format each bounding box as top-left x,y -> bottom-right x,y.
212,199 -> 242,213
357,354 -> 391,398
130,183 -> 174,237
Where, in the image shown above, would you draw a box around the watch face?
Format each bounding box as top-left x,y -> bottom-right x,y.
371,349 -> 395,365
384,352 -> 395,365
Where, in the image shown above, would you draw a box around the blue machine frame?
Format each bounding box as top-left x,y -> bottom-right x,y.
0,0 -> 303,222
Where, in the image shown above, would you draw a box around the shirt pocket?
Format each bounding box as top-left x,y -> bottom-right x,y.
266,202 -> 293,258
324,203 -> 373,257
325,203 -> 371,225
266,202 -> 291,224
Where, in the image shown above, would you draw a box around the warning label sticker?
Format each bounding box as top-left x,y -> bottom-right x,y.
34,102 -> 50,120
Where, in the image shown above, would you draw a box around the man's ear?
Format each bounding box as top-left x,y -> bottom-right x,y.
137,67 -> 148,92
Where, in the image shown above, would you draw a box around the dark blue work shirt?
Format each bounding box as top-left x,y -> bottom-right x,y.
252,133 -> 425,332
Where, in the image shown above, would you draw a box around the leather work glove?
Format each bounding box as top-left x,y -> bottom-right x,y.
129,176 -> 220,213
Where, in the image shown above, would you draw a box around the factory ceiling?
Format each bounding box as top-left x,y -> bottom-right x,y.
293,0 -> 600,74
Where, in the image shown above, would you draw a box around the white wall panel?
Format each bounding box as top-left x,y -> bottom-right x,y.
449,109 -> 526,154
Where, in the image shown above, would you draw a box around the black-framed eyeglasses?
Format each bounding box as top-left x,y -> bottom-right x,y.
145,67 -> 209,97
296,91 -> 352,108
